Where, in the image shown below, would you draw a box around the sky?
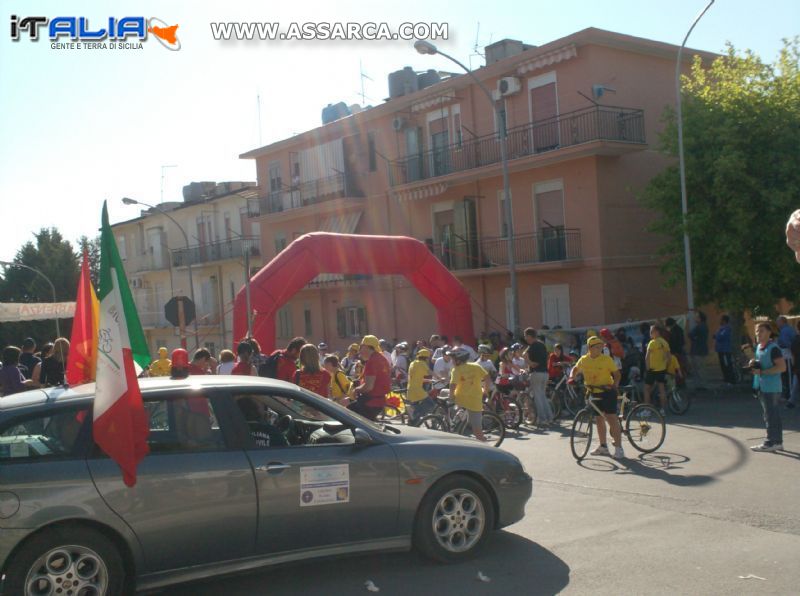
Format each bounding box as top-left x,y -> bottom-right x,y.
0,0 -> 797,261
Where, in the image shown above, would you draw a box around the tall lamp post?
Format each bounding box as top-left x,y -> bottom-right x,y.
414,40 -> 519,337
122,197 -> 200,350
0,260 -> 60,338
676,0 -> 715,312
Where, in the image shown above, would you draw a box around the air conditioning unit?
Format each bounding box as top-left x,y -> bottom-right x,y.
392,116 -> 407,131
496,77 -> 521,97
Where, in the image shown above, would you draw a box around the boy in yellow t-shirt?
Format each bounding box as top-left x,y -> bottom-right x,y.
323,355 -> 353,406
407,349 -> 434,425
569,336 -> 624,459
644,325 -> 670,414
448,348 -> 489,441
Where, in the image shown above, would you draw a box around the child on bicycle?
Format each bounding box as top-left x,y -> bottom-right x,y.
406,348 -> 436,425
568,336 -> 625,459
448,347 -> 489,442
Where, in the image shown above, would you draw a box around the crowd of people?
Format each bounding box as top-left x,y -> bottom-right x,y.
0,337 -> 69,396
0,312 -> 795,454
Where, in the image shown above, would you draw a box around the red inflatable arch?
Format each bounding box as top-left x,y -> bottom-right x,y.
232,232 -> 474,353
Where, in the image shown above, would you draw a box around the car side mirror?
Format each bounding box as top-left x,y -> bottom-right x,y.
353,428 -> 373,446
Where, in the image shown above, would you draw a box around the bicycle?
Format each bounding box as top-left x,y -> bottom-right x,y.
380,388 -> 409,424
666,374 -> 691,415
570,384 -> 666,460
547,365 -> 584,416
419,391 -> 506,447
521,376 -> 563,426
486,377 -> 524,429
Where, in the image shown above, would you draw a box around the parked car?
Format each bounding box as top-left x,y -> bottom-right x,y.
0,376 -> 532,594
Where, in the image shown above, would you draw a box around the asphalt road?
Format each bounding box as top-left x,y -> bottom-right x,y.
164,388 -> 800,595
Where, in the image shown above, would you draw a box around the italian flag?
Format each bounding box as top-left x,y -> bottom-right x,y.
94,201 -> 151,487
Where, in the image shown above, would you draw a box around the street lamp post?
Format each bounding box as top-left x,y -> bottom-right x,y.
0,260 -> 60,338
676,0 -> 715,312
414,40 -> 519,337
122,197 -> 200,350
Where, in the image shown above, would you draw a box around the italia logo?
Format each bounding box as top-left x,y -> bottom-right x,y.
10,15 -> 181,50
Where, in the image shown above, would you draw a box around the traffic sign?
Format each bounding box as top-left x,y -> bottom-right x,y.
165,296 -> 195,326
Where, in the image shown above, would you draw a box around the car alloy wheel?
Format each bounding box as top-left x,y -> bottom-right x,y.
25,544 -> 109,596
431,488 -> 486,553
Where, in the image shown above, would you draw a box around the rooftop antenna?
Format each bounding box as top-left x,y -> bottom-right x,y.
468,22 -> 485,70
160,164 -> 177,203
256,92 -> 263,146
359,60 -> 373,106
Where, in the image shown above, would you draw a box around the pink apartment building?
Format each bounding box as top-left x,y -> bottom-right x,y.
240,27 -> 716,351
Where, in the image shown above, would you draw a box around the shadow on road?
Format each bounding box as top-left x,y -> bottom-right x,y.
164,531 -> 570,596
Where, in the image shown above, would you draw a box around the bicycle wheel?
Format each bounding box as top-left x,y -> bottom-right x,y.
570,409 -> 593,461
419,414 -> 450,433
549,390 -> 562,420
625,404 -> 666,453
563,384 -> 584,416
480,412 -> 506,447
668,386 -> 691,415
499,398 -> 522,429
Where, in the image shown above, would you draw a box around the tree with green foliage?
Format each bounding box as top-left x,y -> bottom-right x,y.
641,39 -> 800,319
78,235 -> 101,287
0,229 -> 80,346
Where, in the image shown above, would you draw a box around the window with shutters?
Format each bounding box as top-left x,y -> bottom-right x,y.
528,72 -> 559,150
534,180 -> 566,261
304,307 -> 312,337
336,306 -> 368,338
277,305 -> 293,339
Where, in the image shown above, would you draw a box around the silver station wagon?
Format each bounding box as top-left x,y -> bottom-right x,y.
0,376 -> 532,595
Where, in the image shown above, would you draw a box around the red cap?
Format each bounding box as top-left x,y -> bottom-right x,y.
599,328 -> 614,339
171,348 -> 189,369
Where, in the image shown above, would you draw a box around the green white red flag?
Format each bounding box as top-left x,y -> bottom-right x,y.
94,201 -> 151,486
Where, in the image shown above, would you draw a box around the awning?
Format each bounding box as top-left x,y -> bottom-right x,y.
319,211 -> 362,234
310,211 -> 363,284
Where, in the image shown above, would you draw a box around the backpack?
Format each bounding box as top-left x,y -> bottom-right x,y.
258,352 -> 283,379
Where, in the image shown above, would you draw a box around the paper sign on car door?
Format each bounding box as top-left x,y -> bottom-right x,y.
299,464 -> 349,506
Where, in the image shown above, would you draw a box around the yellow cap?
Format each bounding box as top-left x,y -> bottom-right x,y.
348,343 -> 359,352
587,336 -> 604,347
360,335 -> 381,352
416,348 -> 432,359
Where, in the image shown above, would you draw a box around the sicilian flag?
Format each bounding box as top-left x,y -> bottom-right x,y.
66,249 -> 100,385
94,202 -> 151,486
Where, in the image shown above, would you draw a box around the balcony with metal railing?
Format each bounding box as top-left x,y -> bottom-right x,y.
428,229 -> 582,271
247,172 -> 363,217
388,105 -> 646,186
171,236 -> 261,268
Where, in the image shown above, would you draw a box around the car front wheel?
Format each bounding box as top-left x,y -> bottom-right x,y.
4,526 -> 126,596
413,475 -> 494,562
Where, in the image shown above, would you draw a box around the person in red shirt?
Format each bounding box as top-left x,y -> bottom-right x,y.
231,341 -> 256,376
547,343 -> 574,381
188,348 -> 212,375
268,337 -> 306,383
349,335 -> 391,420
295,344 -> 331,397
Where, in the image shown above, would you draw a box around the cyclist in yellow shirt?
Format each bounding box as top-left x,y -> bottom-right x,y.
448,348 -> 489,442
644,325 -> 671,415
568,336 -> 624,459
407,348 -> 435,424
